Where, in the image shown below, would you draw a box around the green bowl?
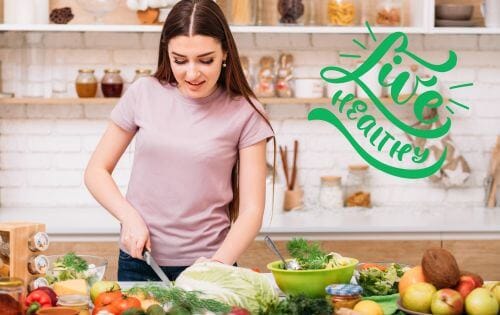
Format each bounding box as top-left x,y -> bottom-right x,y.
267,258 -> 359,298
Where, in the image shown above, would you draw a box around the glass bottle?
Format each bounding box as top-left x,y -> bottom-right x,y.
75,69 -> 98,98
133,69 -> 152,82
326,0 -> 358,26
345,164 -> 371,207
257,0 -> 279,25
22,33 -> 45,98
375,0 -> 403,26
319,176 -> 343,209
225,0 -> 257,25
0,277 -> 24,315
101,69 -> 124,98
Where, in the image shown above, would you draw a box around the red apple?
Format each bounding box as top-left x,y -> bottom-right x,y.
465,288 -> 499,315
431,288 -> 464,315
228,306 -> 251,315
460,271 -> 484,288
454,276 -> 476,299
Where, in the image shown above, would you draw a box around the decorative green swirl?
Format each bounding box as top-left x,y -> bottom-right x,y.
308,108 -> 447,179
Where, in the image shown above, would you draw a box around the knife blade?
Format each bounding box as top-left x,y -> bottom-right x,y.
143,250 -> 172,286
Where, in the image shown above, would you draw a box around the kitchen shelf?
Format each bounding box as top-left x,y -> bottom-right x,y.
0,96 -> 416,106
430,27 -> 500,34
0,24 -> 426,34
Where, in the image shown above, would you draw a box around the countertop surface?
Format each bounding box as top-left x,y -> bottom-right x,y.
1,206 -> 499,240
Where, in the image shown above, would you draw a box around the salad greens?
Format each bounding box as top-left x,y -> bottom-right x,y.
286,238 -> 351,270
357,263 -> 409,296
46,252 -> 91,284
258,294 -> 333,315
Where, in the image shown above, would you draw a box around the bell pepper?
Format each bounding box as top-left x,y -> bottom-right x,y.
25,290 -> 53,314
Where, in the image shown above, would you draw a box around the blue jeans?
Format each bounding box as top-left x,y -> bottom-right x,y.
118,249 -> 189,282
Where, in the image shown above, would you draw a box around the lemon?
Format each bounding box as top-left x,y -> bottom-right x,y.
353,300 -> 384,315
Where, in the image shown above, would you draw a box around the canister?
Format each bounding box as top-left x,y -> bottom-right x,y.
293,67 -> 324,98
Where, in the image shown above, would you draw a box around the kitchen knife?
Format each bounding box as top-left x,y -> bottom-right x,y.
143,250 -> 172,286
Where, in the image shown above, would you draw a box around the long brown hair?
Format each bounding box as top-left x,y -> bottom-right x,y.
153,0 -> 276,223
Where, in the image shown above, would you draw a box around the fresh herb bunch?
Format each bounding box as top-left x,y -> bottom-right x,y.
127,284 -> 231,314
357,263 -> 407,296
46,252 -> 89,283
287,238 -> 328,270
258,294 -> 333,315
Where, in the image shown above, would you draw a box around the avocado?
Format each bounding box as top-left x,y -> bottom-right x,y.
167,305 -> 192,315
122,307 -> 146,315
147,304 -> 166,315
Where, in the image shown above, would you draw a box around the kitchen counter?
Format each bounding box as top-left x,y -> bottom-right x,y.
1,206 -> 499,241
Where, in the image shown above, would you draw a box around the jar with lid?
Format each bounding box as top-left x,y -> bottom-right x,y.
326,0 -> 358,26
101,69 -> 124,98
0,277 -> 24,315
326,284 -> 362,310
22,33 -> 45,98
57,294 -> 90,315
225,0 -> 257,25
293,67 -> 324,98
319,176 -> 343,209
133,69 -> 152,82
375,0 -> 403,26
278,0 -> 307,25
75,69 -> 98,98
345,164 -> 371,207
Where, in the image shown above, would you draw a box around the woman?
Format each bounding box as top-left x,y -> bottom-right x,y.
84,0 -> 274,281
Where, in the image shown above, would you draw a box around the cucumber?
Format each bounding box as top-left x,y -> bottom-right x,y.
147,304 -> 166,315
122,307 -> 146,315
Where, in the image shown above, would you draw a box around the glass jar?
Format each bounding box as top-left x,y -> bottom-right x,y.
375,0 -> 402,26
225,0 -> 257,25
278,0 -> 307,25
22,32 -> 45,98
57,295 -> 90,315
319,176 -> 343,209
257,0 -> 279,25
326,0 -> 358,26
0,277 -> 24,315
345,164 -> 371,207
133,69 -> 152,82
75,69 -> 98,98
101,69 -> 124,98
326,284 -> 362,310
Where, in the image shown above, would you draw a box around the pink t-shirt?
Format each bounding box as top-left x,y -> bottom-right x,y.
110,77 -> 274,266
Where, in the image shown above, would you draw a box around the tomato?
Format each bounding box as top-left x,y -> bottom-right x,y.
110,296 -> 142,315
360,263 -> 387,271
94,290 -> 123,308
92,304 -> 119,315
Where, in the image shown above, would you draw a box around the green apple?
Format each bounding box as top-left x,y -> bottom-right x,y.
465,288 -> 499,315
402,282 -> 437,313
430,288 -> 463,315
90,280 -> 120,303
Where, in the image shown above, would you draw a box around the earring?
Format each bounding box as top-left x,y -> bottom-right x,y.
222,61 -> 227,68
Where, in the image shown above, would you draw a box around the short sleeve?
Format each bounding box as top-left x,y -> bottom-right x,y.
238,102 -> 275,150
110,82 -> 139,132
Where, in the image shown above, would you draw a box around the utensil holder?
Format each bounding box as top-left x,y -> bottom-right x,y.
284,187 -> 303,211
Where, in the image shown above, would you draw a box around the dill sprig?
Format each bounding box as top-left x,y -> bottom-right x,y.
127,284 -> 231,314
286,238 -> 328,270
57,252 -> 89,272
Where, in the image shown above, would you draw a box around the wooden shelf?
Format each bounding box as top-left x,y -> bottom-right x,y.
0,24 -> 426,34
0,97 -> 412,106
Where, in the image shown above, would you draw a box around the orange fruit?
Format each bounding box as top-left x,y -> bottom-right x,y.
399,265 -> 427,296
353,300 -> 383,315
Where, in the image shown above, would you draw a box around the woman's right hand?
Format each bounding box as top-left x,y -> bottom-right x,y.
120,213 -> 151,259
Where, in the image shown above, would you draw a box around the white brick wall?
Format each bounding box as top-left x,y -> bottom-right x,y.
1,31 -> 499,214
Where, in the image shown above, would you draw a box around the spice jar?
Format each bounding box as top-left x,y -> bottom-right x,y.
319,176 -> 343,209
101,69 -> 124,98
133,69 -> 152,82
345,164 -> 371,207
375,0 -> 402,26
326,0 -> 358,26
0,277 -> 24,315
75,69 -> 98,98
278,0 -> 306,24
57,295 -> 90,315
225,0 -> 257,25
326,284 -> 363,310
